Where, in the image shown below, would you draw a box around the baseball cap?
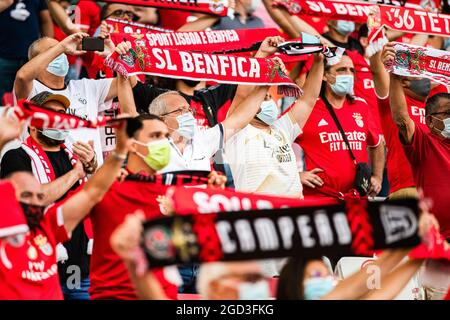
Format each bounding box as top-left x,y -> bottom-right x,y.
30,91 -> 70,110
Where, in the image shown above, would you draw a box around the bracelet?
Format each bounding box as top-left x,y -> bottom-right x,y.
111,150 -> 127,161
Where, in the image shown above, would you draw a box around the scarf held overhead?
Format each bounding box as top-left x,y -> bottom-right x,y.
105,18 -> 173,34
105,46 -> 302,97
98,0 -> 232,17
142,196 -> 421,267
385,42 -> 450,87
110,28 -> 281,54
8,100 -> 111,130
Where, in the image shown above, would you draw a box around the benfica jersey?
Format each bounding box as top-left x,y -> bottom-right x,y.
377,95 -> 428,194
89,179 -> 177,300
296,97 -> 382,197
0,205 -> 68,300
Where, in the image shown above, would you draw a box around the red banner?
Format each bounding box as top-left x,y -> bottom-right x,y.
98,0 -> 232,17
105,18 -> 172,34
385,42 -> 450,87
110,28 -> 280,54
9,100 -> 110,130
166,186 -> 338,215
105,46 -> 302,97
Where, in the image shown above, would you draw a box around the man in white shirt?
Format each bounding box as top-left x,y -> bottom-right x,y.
225,53 -> 325,198
14,32 -> 119,166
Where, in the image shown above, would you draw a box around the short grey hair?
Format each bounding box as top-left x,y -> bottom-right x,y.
148,90 -> 182,116
28,37 -> 52,60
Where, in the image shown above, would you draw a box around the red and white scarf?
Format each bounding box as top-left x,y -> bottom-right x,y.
105,18 -> 172,34
8,99 -> 111,130
105,46 -> 302,97
384,42 -> 450,87
109,28 -> 281,54
21,136 -> 78,184
99,0 -> 233,17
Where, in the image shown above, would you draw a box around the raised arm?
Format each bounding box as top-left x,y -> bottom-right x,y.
177,13 -> 220,32
369,51 -> 389,99
227,36 -> 285,116
14,32 -> 88,100
60,119 -> 130,234
382,44 -> 415,143
47,0 -> 81,35
262,0 -> 300,38
39,9 -> 54,38
290,52 -> 324,128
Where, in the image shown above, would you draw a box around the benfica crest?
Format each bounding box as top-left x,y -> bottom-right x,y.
209,0 -> 226,13
395,49 -> 426,73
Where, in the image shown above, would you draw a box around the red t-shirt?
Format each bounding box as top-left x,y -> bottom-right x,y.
402,124 -> 450,238
89,179 -> 177,300
377,95 -> 428,193
0,205 -> 68,300
296,97 -> 382,197
158,9 -> 191,30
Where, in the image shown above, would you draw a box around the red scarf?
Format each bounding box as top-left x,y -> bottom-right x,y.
99,0 -> 232,17
21,136 -> 78,184
105,18 -> 172,34
105,47 -> 302,97
10,99 -> 110,130
110,28 -> 281,54
384,42 -> 450,87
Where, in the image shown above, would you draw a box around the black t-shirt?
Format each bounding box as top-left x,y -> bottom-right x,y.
322,32 -> 365,56
132,82 -> 238,127
0,147 -> 90,282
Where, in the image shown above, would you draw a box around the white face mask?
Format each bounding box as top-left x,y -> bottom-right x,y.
41,128 -> 70,141
47,54 -> 69,77
256,99 -> 279,125
175,112 -> 196,139
432,116 -> 450,139
238,280 -> 270,300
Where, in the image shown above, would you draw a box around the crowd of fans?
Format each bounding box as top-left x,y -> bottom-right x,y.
0,0 -> 449,301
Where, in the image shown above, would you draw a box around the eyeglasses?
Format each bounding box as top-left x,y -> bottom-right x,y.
429,110 -> 450,117
106,10 -> 138,21
161,106 -> 196,117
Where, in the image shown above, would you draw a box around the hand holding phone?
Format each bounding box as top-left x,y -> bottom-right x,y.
82,37 -> 105,52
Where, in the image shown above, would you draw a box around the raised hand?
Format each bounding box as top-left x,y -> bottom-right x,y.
60,32 -> 89,56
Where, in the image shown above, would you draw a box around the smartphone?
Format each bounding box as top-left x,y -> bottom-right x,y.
82,37 -> 105,52
106,117 -> 143,138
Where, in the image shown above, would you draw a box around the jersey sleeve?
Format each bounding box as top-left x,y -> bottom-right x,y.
273,110 -> 302,143
43,204 -> 70,244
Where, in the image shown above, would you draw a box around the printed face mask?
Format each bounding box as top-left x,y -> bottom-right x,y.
20,202 -> 45,231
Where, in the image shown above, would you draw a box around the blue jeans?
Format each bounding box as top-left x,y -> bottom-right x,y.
61,277 -> 91,300
0,57 -> 27,99
178,264 -> 200,294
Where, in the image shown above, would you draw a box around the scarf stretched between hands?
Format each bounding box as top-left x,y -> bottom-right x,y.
105,18 -> 172,34
105,46 -> 302,97
8,100 -> 111,130
109,28 -> 281,54
384,42 -> 450,87
142,191 -> 422,267
98,0 -> 233,17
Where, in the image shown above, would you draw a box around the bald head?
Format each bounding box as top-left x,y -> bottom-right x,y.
7,172 -> 45,206
28,37 -> 59,60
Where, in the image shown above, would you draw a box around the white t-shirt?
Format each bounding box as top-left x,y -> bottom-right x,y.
225,111 -> 303,197
160,124 -> 222,173
27,78 -> 113,166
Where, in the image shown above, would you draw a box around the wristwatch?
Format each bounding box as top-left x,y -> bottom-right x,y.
83,152 -> 98,174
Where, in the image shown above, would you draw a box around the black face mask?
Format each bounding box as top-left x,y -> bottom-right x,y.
180,79 -> 201,88
409,78 -> 431,98
20,202 -> 45,231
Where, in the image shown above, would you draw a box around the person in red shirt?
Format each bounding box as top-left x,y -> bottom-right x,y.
0,109 -> 132,299
369,49 -> 448,199
383,44 -> 450,239
295,54 -> 385,198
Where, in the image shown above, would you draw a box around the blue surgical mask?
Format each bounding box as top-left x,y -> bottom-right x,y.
238,281 -> 270,300
256,99 -> 279,125
335,20 -> 355,36
176,112 -> 196,139
41,128 -> 70,141
330,75 -> 354,96
47,54 -> 69,77
303,276 -> 336,300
